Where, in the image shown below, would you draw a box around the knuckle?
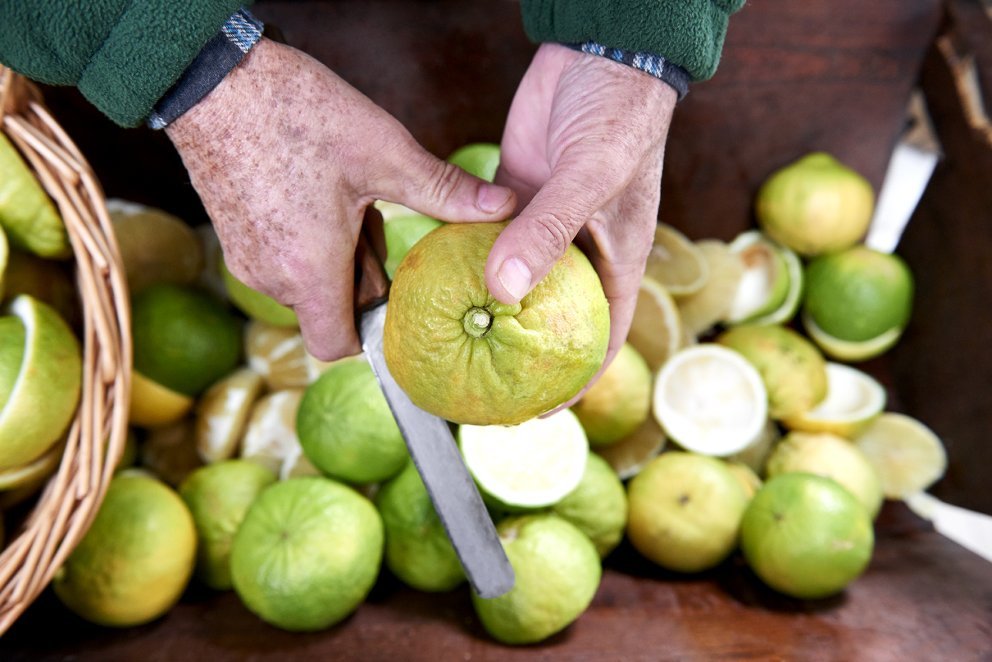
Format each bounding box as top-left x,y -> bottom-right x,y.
529,212 -> 575,263
424,159 -> 464,205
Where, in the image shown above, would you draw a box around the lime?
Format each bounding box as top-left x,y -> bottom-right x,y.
108,200 -> 204,294
53,472 -> 197,626
0,439 -> 63,491
240,389 -> 309,479
572,343 -> 652,447
0,295 -> 81,470
627,452 -> 749,573
131,284 -> 243,396
718,324 -> 827,420
725,231 -> 803,326
374,459 -> 465,592
244,320 -> 331,390
781,362 -> 886,437
297,358 -> 408,484
652,344 -> 769,457
384,221 -> 609,425
627,276 -> 685,372
139,418 -> 204,488
0,249 -> 79,327
755,152 -> 874,257
384,215 -> 444,279
471,513 -> 600,645
194,367 -> 266,463
765,431 -> 883,518
675,239 -> 745,338
593,414 -> 667,480
221,258 -> 298,327
0,132 -> 70,259
551,453 -> 628,558
853,412 -> 947,499
644,224 -> 709,296
179,459 -> 277,590
740,472 -> 874,599
802,246 -> 914,361
447,142 -> 500,181
128,369 -> 195,429
230,476 -> 384,632
458,409 -> 589,511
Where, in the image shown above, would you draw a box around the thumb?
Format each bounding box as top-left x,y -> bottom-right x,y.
485,168 -> 614,304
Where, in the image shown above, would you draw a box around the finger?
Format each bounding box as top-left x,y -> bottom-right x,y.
373,134 -> 516,222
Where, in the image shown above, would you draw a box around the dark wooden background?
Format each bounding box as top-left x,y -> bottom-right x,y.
4,0 -> 990,658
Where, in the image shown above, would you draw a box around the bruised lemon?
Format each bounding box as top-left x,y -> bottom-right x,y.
384,222 -> 609,425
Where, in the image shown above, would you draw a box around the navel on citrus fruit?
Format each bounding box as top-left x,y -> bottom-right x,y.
384,222 -> 609,425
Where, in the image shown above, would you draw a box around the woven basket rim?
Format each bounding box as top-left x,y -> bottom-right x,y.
0,67 -> 132,636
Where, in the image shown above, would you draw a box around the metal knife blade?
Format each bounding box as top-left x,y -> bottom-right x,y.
905,492 -> 992,564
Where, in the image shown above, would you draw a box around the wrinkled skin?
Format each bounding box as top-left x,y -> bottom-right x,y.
167,39 -> 676,401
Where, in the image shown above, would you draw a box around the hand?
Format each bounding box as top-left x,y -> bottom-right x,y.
166,38 -> 516,360
487,43 -> 677,400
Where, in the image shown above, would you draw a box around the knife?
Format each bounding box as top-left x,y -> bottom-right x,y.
353,231 -> 515,598
904,492 -> 992,564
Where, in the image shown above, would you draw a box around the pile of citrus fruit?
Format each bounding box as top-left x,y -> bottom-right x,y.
1,142 -> 951,646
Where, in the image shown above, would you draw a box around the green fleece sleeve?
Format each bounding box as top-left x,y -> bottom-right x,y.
519,0 -> 745,81
0,0 -> 246,127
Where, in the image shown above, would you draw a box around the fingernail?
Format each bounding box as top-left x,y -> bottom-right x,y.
498,257 -> 532,301
477,184 -> 511,213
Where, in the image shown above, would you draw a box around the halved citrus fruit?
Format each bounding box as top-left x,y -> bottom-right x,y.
853,412 -> 947,499
644,223 -> 709,296
781,362 -> 886,437
627,276 -> 684,372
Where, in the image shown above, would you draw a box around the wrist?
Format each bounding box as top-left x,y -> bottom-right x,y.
566,41 -> 691,100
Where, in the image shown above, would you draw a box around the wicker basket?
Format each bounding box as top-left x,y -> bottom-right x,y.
0,68 -> 131,635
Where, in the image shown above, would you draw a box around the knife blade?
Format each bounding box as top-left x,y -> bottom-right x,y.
904,492 -> 992,564
354,232 -> 514,599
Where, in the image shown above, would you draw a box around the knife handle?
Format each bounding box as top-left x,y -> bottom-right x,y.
355,227 -> 390,312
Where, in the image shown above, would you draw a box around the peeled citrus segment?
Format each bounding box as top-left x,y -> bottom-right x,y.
459,409 -> 589,510
194,367 -> 266,464
782,362 -> 886,437
627,276 -> 684,372
803,314 -> 903,363
725,231 -> 803,326
652,344 -> 769,457
240,389 -> 307,478
675,240 -> 745,338
0,438 -> 63,491
129,370 -> 195,429
593,412 -> 667,480
853,412 -> 947,499
244,320 -> 331,391
0,133 -> 70,259
108,200 -> 204,294
644,224 -> 709,296
0,295 -> 82,470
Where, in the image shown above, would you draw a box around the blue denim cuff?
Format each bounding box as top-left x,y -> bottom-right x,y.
148,7 -> 264,129
568,41 -> 691,100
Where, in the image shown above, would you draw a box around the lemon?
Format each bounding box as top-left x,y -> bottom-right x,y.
374,459 -> 465,592
132,284 -> 243,396
458,409 -> 589,511
765,431 -> 883,518
756,152 -> 874,257
627,276 -> 684,372
53,472 -> 197,626
179,460 -> 277,590
447,142 -> 500,181
128,370 -> 195,429
471,513 -> 601,645
781,362 -> 886,437
139,418 -> 204,488
0,295 -> 81,470
593,414 -> 667,480
194,367 -> 266,463
652,344 -> 768,457
572,343 -> 652,447
297,357 -> 408,484
741,472 -> 874,599
853,412 -> 947,499
384,215 -> 444,279
627,452 -> 749,573
675,240 -> 745,338
240,389 -> 309,479
725,231 -> 803,326
244,320 -> 331,390
802,246 -> 914,361
0,133 -> 70,259
384,221 -> 609,426
718,324 -> 828,420
230,476 -> 384,632
644,223 -> 709,296
108,200 -> 204,294
551,453 -> 628,558
221,258 -> 298,327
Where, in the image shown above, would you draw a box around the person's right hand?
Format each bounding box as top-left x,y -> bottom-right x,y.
165,38 -> 516,361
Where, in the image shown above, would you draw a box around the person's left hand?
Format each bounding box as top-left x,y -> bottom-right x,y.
486,43 -> 678,403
